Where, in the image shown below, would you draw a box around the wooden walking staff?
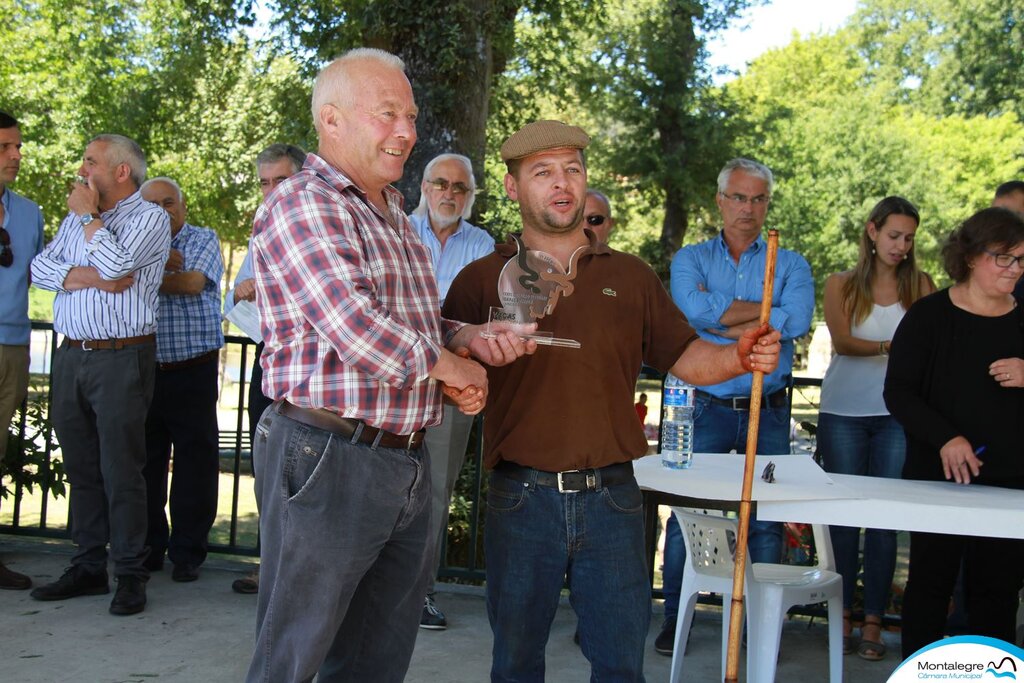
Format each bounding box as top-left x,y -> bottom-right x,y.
724,228 -> 779,683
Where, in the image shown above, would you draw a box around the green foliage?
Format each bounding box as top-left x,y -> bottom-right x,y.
0,0 -> 310,248
3,382 -> 65,501
726,28 -> 1024,311
853,0 -> 1024,121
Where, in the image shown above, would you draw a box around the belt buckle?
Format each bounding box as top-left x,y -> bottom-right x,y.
81,339 -> 97,352
731,397 -> 744,410
557,469 -> 596,493
406,432 -> 417,450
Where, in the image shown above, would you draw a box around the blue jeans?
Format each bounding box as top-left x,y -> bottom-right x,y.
486,469 -> 650,682
661,396 -> 790,623
247,405 -> 434,683
818,412 -> 905,616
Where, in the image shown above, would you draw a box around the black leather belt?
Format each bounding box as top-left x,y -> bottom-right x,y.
275,400 -> 425,451
158,349 -> 218,372
494,460 -> 634,493
696,389 -> 788,411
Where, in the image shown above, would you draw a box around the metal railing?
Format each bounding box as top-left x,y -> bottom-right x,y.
1,324 -> 825,593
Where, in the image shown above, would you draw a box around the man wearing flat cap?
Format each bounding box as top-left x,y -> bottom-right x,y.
443,119 -> 783,680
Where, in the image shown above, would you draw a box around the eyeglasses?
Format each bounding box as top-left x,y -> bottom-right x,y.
719,192 -> 771,206
585,215 -> 607,226
761,461 -> 776,484
0,227 -> 11,268
426,178 -> 471,196
983,250 -> 1024,269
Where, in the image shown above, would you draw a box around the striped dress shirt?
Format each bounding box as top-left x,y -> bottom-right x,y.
156,223 -> 224,363
31,191 -> 171,339
252,153 -> 462,435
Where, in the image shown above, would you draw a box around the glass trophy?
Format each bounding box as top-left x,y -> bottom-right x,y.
480,235 -> 585,349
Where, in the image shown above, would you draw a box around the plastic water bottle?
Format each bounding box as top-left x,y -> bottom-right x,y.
661,375 -> 695,469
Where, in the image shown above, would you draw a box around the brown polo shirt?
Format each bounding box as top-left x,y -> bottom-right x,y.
443,232 -> 697,472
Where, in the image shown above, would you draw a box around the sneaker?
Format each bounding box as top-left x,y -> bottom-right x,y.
654,618 -> 676,655
231,569 -> 259,595
0,560 -> 32,590
109,575 -> 147,615
420,595 -> 447,630
30,565 -> 109,601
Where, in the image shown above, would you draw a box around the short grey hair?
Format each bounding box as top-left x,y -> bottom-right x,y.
412,153 -> 477,220
586,189 -> 611,210
140,176 -> 183,202
717,158 -> 774,195
255,143 -> 306,174
91,134 -> 147,188
311,48 -> 407,134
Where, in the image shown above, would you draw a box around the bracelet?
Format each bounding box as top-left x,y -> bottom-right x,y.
879,341 -> 888,356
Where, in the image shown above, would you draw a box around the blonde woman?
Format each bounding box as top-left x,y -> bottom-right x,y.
819,196 -> 935,660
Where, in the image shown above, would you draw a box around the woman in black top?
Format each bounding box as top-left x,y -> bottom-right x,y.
884,207 -> 1024,657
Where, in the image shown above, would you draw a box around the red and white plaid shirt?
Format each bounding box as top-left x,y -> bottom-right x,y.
252,153 -> 460,434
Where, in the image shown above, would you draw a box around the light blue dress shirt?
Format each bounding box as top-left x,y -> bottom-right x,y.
409,214 -> 495,304
0,187 -> 45,345
670,231 -> 814,397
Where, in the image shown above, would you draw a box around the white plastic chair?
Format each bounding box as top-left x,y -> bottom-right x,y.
668,507 -> 843,683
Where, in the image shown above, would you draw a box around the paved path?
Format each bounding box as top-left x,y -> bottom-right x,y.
0,539 -> 898,682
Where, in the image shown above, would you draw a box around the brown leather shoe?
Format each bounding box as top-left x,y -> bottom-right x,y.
0,560 -> 32,590
231,568 -> 259,594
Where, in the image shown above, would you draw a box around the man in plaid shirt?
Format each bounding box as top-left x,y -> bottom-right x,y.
139,177 -> 224,584
245,48 -> 533,683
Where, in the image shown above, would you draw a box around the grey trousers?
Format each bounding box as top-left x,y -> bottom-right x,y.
247,405 -> 434,683
50,342 -> 155,577
423,404 -> 475,595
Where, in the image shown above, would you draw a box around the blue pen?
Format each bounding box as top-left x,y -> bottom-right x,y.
974,446 -> 986,456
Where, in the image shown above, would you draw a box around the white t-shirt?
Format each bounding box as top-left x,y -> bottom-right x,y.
819,302 -> 906,416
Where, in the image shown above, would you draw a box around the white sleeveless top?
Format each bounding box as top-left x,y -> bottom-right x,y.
819,302 -> 906,417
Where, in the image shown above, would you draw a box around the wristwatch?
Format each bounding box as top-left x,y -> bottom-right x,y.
78,212 -> 100,228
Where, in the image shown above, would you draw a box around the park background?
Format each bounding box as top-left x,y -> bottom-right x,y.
0,0 -> 1021,625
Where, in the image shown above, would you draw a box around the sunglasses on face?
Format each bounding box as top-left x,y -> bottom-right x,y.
426,178 -> 471,196
585,215 -> 607,226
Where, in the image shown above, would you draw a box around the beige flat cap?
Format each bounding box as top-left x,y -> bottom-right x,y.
500,120 -> 591,162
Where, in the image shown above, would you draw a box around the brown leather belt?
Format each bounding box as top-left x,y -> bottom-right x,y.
65,334 -> 155,351
158,349 -> 219,372
275,400 -> 425,451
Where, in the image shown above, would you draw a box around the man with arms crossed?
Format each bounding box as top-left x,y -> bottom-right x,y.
409,152 -> 495,629
139,176 -> 224,582
656,158 -> 814,653
443,120 -> 782,681
246,49 -> 531,682
30,134 -> 170,615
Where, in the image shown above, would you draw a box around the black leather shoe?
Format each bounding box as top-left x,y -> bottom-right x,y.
172,563 -> 199,583
654,618 -> 676,655
0,560 -> 32,590
30,565 -> 109,601
109,575 -> 147,615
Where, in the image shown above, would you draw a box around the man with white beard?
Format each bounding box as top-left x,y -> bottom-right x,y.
408,152 -> 495,630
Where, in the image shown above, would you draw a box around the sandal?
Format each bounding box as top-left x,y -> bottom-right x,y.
857,619 -> 886,661
842,611 -> 855,655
